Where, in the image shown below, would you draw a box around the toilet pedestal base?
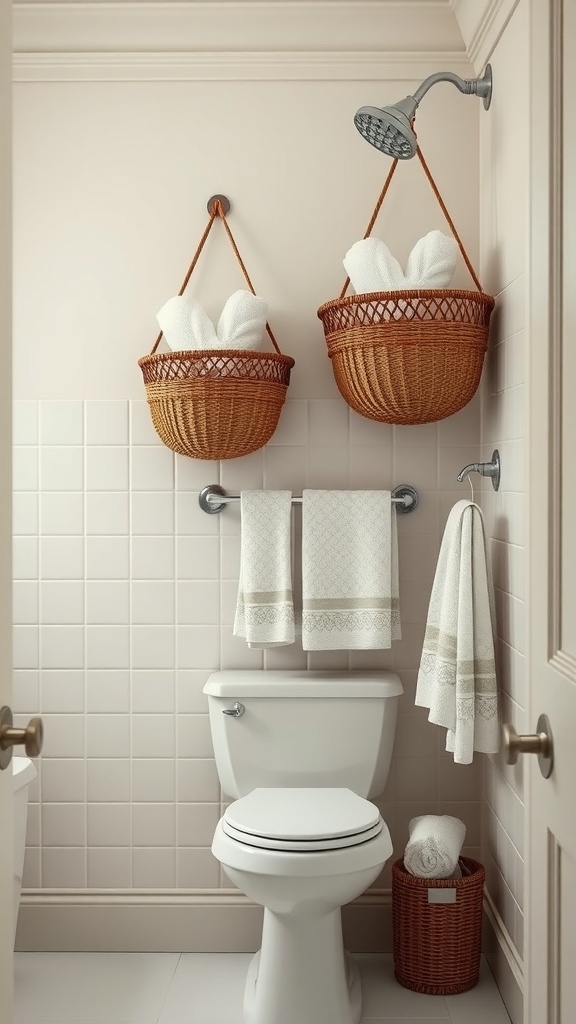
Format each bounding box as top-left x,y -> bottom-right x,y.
243,907 -> 361,1024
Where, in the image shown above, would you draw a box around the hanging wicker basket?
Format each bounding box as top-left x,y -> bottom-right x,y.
317,149 -> 495,425
138,199 -> 295,460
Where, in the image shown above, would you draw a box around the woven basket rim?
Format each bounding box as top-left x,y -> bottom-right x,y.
317,289 -> 495,318
392,856 -> 484,887
138,348 -> 295,369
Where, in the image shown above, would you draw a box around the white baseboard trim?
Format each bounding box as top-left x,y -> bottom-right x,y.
15,889 -> 393,953
483,891 -> 524,1024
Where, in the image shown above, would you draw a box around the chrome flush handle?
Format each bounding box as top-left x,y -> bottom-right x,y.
222,702 -> 245,718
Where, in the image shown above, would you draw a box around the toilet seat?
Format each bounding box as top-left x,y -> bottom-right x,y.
222,788 -> 383,852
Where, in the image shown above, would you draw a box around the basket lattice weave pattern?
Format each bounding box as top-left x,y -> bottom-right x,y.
139,350 -> 293,386
318,289 -> 494,425
392,857 -> 485,996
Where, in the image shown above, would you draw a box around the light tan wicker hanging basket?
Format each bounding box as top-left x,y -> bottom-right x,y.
317,149 -> 494,425
138,200 -> 295,460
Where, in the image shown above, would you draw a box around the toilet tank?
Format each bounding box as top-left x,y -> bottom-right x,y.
203,670 -> 403,800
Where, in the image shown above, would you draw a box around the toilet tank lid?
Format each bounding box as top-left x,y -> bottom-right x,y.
203,670 -> 403,698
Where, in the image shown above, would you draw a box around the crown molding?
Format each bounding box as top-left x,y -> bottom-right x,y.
13,1 -> 465,60
13,49 -> 473,82
450,0 -> 522,68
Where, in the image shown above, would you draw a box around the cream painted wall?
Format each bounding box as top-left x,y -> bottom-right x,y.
12,20 -> 487,910
478,0 -> 528,974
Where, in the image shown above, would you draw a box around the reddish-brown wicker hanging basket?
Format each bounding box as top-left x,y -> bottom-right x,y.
138,200 -> 294,460
392,857 -> 485,995
317,149 -> 495,425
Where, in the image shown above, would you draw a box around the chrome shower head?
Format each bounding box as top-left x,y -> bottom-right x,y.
354,65 -> 493,160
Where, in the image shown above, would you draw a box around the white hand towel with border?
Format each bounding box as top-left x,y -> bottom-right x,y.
404,814 -> 466,878
234,491 -> 295,649
301,490 -> 401,650
415,500 -> 499,764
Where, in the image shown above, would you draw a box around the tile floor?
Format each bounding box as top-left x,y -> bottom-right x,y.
14,951 -> 512,1023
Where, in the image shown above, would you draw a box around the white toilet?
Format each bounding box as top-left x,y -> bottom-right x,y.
204,669 -> 403,1024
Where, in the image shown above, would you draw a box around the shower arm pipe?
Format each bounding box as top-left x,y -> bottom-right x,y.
199,483 -> 419,515
411,69 -> 492,107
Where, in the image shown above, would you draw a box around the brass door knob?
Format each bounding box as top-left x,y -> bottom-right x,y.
0,705 -> 44,770
502,713 -> 553,778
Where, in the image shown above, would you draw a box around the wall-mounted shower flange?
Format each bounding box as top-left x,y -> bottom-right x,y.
457,449 -> 501,492
207,195 -> 231,216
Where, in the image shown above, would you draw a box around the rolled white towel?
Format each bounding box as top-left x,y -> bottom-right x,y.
404,814 -> 466,878
216,290 -> 268,351
156,295 -> 218,351
344,237 -> 406,295
404,230 -> 458,289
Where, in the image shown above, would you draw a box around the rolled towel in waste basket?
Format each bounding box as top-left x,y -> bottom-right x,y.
404,814 -> 466,878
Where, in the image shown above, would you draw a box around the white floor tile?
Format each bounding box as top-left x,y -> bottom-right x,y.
159,953 -> 251,1022
14,953 -> 180,1021
444,959 -> 511,1023
357,954 -> 450,1018
360,1019 -> 450,1024
16,1020 -> 157,1024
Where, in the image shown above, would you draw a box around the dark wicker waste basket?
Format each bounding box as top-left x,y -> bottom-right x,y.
392,857 -> 485,995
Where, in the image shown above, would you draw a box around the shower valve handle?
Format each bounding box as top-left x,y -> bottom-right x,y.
0,705 -> 44,769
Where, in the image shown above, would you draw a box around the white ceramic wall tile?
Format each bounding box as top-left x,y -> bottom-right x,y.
13,580 -> 38,624
41,671 -> 85,714
132,671 -> 176,714
132,804 -> 176,847
40,401 -> 84,445
41,759 -> 86,802
132,626 -> 175,670
41,581 -> 84,625
176,625 -> 220,669
86,492 -> 130,535
41,803 -> 86,846
176,454 -> 219,491
13,537 -> 39,580
308,399 -> 349,446
40,492 -> 84,535
87,803 -> 131,846
40,714 -> 86,758
132,581 -> 175,625
130,399 -> 163,445
42,848 -> 87,888
176,670 -> 211,714
86,715 -> 131,758
131,446 -> 174,491
40,625 -> 84,669
13,399 -> 38,445
87,847 -> 132,887
132,492 -> 175,535
176,491 -> 219,537
177,847 -> 220,888
13,491 -> 39,534
176,536 -> 220,580
86,626 -> 130,669
132,715 -> 175,759
267,399 -> 309,445
41,537 -> 84,580
131,759 -> 175,803
177,759 -> 220,803
86,400 -> 129,445
87,759 -> 131,803
177,581 -> 220,626
308,446 -> 349,488
13,446 -> 38,490
40,448 -> 84,491
86,447 -> 129,491
86,537 -> 129,580
177,803 -> 221,847
13,669 -> 40,713
131,537 -> 174,580
86,671 -> 130,713
86,581 -> 130,625
177,716 -> 213,760
133,847 -> 176,887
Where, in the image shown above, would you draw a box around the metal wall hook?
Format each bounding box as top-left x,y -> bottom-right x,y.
457,449 -> 500,492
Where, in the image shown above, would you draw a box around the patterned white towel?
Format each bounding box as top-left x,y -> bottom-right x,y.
416,500 -> 499,764
233,491 -> 295,649
404,814 -> 466,878
301,490 -> 401,650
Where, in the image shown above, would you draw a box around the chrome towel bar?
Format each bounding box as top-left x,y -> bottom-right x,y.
199,483 -> 419,515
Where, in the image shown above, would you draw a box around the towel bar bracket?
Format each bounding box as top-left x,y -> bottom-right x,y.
198,483 -> 419,515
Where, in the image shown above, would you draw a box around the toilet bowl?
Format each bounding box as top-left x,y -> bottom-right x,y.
12,755 -> 36,944
213,788 -> 392,1024
204,670 -> 403,1024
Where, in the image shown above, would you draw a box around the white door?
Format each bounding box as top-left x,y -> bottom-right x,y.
525,0 -> 576,1019
0,0 -> 13,1018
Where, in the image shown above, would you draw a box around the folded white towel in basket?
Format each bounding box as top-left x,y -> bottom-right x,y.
301,490 -> 401,650
416,500 -> 499,764
156,294 -> 218,351
156,290 -> 267,352
233,490 -> 295,649
343,230 -> 458,295
404,814 -> 466,879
